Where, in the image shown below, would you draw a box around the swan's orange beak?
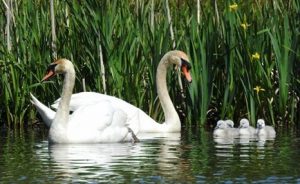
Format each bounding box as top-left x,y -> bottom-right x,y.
41,70 -> 55,82
41,63 -> 57,82
182,66 -> 192,83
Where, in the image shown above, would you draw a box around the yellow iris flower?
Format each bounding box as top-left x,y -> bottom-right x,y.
241,23 -> 250,30
229,3 -> 238,12
251,52 -> 260,61
254,86 -> 265,94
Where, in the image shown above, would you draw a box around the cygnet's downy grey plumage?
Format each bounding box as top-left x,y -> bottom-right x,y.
238,118 -> 256,137
213,120 -> 238,138
256,119 -> 276,138
225,119 -> 239,137
225,120 -> 234,128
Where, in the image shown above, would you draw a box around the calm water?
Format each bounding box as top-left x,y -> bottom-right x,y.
1,128 -> 300,183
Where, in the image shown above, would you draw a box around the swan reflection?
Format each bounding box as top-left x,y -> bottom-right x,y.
45,133 -> 181,180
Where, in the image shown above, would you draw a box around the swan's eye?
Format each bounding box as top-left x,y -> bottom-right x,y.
181,58 -> 191,71
46,63 -> 57,73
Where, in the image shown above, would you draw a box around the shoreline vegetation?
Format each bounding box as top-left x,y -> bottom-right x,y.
0,1 -> 299,130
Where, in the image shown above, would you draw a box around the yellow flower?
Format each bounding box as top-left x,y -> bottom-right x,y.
229,3 -> 238,12
251,52 -> 260,61
241,23 -> 250,30
254,86 -> 265,94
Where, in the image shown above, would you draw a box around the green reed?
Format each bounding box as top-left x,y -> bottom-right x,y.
0,0 -> 299,129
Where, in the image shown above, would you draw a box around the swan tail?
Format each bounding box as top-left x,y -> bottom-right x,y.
30,93 -> 55,127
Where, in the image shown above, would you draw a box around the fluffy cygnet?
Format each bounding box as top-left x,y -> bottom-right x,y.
213,120 -> 238,138
256,119 -> 276,138
238,118 -> 256,137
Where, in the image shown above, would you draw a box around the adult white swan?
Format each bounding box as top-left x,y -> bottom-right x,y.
31,59 -> 139,143
31,50 -> 192,135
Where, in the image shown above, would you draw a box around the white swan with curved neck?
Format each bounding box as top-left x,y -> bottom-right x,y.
31,50 -> 192,135
32,59 -> 138,143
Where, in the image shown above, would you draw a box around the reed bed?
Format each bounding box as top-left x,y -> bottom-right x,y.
0,0 -> 299,129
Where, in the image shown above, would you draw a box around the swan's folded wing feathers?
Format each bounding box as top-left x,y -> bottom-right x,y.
99,109 -> 130,142
52,92 -> 146,131
69,101 -> 114,131
51,92 -> 109,111
68,102 -> 132,142
111,109 -> 127,127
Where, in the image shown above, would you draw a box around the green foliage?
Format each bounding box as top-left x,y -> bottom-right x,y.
0,0 -> 299,128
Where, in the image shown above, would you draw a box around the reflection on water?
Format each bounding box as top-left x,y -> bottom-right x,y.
213,136 -> 275,160
33,133 -> 184,183
1,128 -> 300,183
48,143 -> 135,178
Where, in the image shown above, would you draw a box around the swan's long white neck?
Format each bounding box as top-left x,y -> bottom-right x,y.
156,54 -> 180,131
51,64 -> 75,130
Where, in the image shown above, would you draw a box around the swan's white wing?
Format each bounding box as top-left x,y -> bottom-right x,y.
67,101 -> 130,143
69,100 -> 113,129
52,92 -> 140,120
51,92 -> 111,111
52,92 -> 160,133
52,92 -> 152,131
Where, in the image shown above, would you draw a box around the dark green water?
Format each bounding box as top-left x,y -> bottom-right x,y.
1,128 -> 300,183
